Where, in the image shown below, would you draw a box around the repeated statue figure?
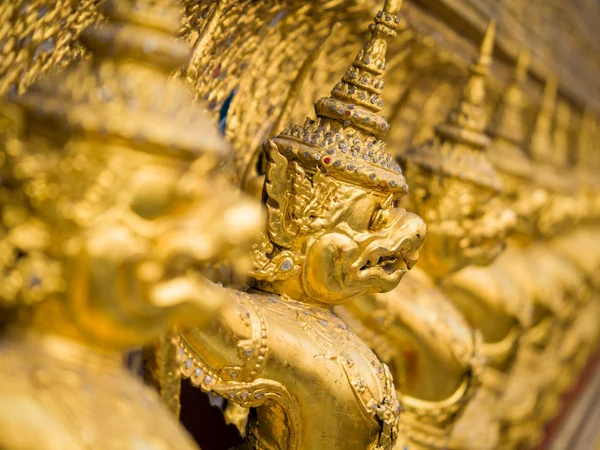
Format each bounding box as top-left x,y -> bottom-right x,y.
440,49 -> 539,450
443,49 -> 537,376
548,109 -> 600,379
176,2 -> 426,449
439,49 -> 568,450
528,100 -> 600,435
0,0 -> 264,448
533,97 -> 594,418
335,21 -> 518,450
471,74 -> 589,449
550,114 -> 600,369
509,77 -> 587,448
470,76 -> 562,449
551,228 -> 600,376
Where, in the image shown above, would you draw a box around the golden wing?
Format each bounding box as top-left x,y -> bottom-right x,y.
0,0 -> 102,96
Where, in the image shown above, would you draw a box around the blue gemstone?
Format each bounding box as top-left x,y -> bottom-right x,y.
269,10 -> 287,28
29,275 -> 42,287
218,88 -> 237,135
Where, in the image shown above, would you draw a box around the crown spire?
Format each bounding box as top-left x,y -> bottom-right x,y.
267,0 -> 407,195
314,0 -> 402,140
552,99 -> 571,168
527,75 -> 576,192
436,19 -> 496,147
16,0 -> 227,161
486,48 -> 533,178
529,74 -> 558,163
401,19 -> 502,191
576,108 -> 595,171
489,48 -> 530,146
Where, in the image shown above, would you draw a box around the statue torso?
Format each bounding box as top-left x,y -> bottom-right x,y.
336,268 -> 481,449
179,289 -> 400,450
0,332 -> 198,450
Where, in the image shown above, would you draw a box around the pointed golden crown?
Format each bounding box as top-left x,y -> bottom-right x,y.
577,109 -> 596,171
552,99 -> 572,168
490,49 -> 530,146
16,0 -> 226,161
487,48 -> 534,178
529,74 -> 558,164
439,20 -> 496,146
526,74 -> 575,191
267,0 -> 407,195
401,20 -> 502,192
575,108 -> 600,189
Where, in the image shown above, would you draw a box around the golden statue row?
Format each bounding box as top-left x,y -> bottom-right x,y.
0,0 -> 599,449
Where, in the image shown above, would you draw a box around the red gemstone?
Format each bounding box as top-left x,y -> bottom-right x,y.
345,111 -> 351,116
213,64 -> 221,77
323,157 -> 331,164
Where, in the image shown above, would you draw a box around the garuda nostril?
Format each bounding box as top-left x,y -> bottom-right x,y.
406,251 -> 419,270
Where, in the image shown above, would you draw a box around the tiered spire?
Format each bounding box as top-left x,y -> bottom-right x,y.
437,20 -> 496,147
269,0 -> 408,194
401,20 -> 502,192
527,75 -> 578,192
574,108 -> 600,193
576,108 -> 595,171
528,75 -> 558,164
490,49 -> 530,147
314,0 -> 403,140
552,99 -> 572,168
16,0 -> 227,161
487,48 -> 533,178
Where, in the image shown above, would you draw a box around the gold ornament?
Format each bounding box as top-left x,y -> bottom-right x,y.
177,2 -> 426,449
1,0 -> 600,448
337,21 -> 516,450
441,48 -> 540,450
0,1 -> 262,448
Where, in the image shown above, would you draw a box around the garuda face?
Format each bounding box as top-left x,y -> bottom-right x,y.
498,171 -> 549,244
535,191 -> 578,239
402,163 -> 515,278
302,180 -> 425,304
5,132 -> 262,349
250,137 -> 426,306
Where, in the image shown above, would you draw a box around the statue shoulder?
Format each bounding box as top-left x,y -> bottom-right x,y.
0,347 -> 78,450
443,265 -> 502,308
382,269 -> 475,355
0,0 -> 101,96
0,395 -> 79,450
443,264 -> 532,329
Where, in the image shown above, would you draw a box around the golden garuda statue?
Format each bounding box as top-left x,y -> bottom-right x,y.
0,0 -> 263,448
177,2 -> 425,448
1,0 -> 600,449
